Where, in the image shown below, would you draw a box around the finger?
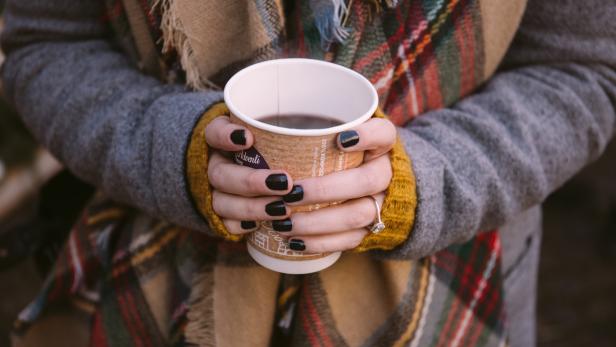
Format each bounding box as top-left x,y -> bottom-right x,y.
337,118 -> 396,157
212,190 -> 291,220
363,148 -> 391,163
205,116 -> 254,151
223,219 -> 259,235
209,152 -> 293,196
273,194 -> 384,236
288,229 -> 368,253
292,155 -> 391,205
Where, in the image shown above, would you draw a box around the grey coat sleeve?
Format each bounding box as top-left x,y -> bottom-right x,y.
391,0 -> 616,259
1,0 -> 220,232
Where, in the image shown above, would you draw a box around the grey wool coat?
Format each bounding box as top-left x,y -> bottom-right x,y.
2,0 -> 616,346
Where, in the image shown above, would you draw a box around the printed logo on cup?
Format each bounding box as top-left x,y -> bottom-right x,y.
234,147 -> 270,169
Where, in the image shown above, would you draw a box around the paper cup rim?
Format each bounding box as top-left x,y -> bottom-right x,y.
224,58 -> 379,136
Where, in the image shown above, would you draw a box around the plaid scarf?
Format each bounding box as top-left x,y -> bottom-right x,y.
16,196 -> 506,347
15,0 -> 528,345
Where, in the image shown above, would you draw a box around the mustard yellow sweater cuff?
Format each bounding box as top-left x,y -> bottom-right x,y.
186,102 -> 242,242
354,109 -> 417,252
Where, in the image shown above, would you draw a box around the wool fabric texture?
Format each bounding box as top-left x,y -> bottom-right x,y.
355,107 -> 416,251
185,102 -> 243,242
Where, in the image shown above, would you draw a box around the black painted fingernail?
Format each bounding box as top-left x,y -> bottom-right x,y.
339,130 -> 359,148
283,185 -> 304,203
265,200 -> 286,216
230,129 -> 246,145
272,218 -> 292,232
241,221 -> 257,230
266,174 -> 288,191
289,239 -> 305,251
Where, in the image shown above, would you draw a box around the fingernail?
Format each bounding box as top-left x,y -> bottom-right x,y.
241,221 -> 257,230
339,130 -> 359,148
289,239 -> 305,251
230,129 -> 246,145
272,218 -> 292,232
266,174 -> 288,191
265,200 -> 286,216
283,185 -> 304,203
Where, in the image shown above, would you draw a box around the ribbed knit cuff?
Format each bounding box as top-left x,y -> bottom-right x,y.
354,109 -> 417,252
186,102 -> 242,242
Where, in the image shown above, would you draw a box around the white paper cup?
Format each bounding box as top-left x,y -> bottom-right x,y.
224,58 -> 378,274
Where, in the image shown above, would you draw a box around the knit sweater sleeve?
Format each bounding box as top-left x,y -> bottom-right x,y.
1,0 -> 220,233
387,0 -> 616,259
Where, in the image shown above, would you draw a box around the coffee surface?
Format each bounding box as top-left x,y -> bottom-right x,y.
258,114 -> 343,129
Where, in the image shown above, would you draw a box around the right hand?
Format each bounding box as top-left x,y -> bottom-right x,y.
205,116 -> 294,234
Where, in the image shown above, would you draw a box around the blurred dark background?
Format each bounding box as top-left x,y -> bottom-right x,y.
0,5 -> 615,347
538,141 -> 616,347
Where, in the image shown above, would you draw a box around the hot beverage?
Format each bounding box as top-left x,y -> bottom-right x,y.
258,114 -> 343,129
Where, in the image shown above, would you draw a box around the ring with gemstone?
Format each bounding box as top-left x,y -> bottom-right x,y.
368,196 -> 385,234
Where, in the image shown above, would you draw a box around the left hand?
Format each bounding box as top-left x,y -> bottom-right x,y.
223,117 -> 397,253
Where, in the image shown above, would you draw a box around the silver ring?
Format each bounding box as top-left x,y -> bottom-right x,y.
368,196 -> 385,234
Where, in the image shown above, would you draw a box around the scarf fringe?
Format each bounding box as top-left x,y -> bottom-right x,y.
310,0 -> 351,50
184,266 -> 217,346
153,0 -> 401,88
154,0 -> 221,90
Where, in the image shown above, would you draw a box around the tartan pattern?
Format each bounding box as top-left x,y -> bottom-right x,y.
16,197 -> 505,346
14,195 -> 236,346
103,0 -> 485,119
290,259 -> 432,347
287,233 -> 504,347
15,1 -> 506,346
428,232 -> 505,347
340,0 -> 484,123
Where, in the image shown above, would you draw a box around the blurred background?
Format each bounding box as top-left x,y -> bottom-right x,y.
0,4 -> 615,347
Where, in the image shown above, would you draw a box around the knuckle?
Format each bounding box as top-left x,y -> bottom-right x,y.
223,220 -> 240,235
349,232 -> 366,248
310,239 -> 327,253
245,199 -> 263,218
208,163 -> 224,188
213,126 -> 231,148
359,167 -> 380,194
217,129 -> 230,148
385,120 -> 397,140
375,163 -> 392,191
374,161 -> 392,192
204,126 -> 215,146
348,200 -> 375,228
373,119 -> 396,148
205,117 -> 227,146
211,191 -> 225,216
382,164 -> 393,187
245,170 -> 264,193
311,179 -> 330,200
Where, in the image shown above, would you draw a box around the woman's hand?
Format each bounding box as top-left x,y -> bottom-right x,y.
205,116 -> 295,233
206,115 -> 396,253
282,118 -> 396,253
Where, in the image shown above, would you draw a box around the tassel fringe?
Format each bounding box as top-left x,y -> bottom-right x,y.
153,0 -> 401,88
309,0 -> 351,50
154,0 -> 221,90
184,266 -> 216,346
